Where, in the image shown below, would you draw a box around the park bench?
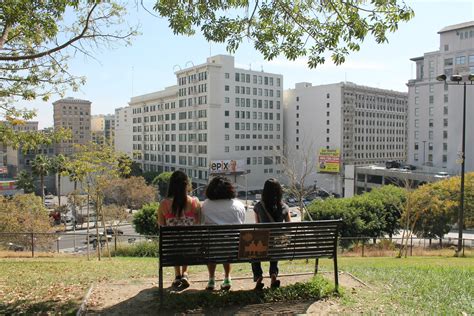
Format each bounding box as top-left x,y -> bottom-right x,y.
158,219 -> 342,303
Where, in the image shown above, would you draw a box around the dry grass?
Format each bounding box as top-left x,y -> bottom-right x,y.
0,250 -> 80,258
341,247 -> 474,257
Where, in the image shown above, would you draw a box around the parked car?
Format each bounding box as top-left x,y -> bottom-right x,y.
385,160 -> 401,169
7,242 -> 24,252
435,171 -> 449,178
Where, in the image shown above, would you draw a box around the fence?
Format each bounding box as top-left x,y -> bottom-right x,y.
0,232 -> 472,258
339,236 -> 473,257
0,231 -> 158,257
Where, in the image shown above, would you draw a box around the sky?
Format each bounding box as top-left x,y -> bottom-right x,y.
18,0 -> 474,128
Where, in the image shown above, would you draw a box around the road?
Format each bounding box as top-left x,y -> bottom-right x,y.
54,206 -> 302,252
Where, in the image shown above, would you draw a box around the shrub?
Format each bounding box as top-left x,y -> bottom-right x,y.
111,240 -> 158,257
132,202 -> 160,236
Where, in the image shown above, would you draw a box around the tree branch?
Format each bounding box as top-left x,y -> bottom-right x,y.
0,4 -> 98,61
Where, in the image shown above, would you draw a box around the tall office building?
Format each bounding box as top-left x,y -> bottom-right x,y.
128,55 -> 284,190
114,107 -> 133,156
53,97 -> 91,155
284,82 -> 408,195
91,114 -> 115,146
407,21 -> 474,173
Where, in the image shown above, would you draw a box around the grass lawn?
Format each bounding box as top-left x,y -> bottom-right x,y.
0,255 -> 472,315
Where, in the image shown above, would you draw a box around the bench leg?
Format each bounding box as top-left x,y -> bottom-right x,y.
333,256 -> 339,293
314,258 -> 319,275
159,264 -> 163,308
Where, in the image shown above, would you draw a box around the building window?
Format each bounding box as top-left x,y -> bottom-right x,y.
428,142 -> 433,151
429,95 -> 434,104
414,119 -> 419,128
429,131 -> 433,140
326,93 -> 330,99
442,155 -> 447,163
443,130 -> 448,139
415,108 -> 419,116
326,137 -> 330,142
414,142 -> 419,150
429,119 -> 434,128
224,122 -> 229,128
414,131 -> 419,140
326,111 -> 330,117
455,56 -> 466,65
429,107 -> 434,116
225,146 -> 229,152
414,153 -> 419,161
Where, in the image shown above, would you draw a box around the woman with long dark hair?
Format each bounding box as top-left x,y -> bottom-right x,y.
252,178 -> 290,290
157,170 -> 201,290
201,176 -> 246,291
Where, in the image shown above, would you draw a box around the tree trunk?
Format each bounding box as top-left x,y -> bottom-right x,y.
40,175 -> 45,202
95,194 -> 101,261
86,192 -> 90,261
57,174 -> 61,206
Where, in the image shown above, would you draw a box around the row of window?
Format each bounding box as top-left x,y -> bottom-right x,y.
414,130 -> 448,140
225,110 -> 281,121
232,72 -> 281,87
178,71 -> 208,86
231,85 -> 281,98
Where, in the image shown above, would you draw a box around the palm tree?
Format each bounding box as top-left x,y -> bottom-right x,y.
31,154 -> 50,202
50,154 -> 68,206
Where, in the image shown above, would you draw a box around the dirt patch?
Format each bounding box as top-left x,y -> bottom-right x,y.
85,270 -> 366,315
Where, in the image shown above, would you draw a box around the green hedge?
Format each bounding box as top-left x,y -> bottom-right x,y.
111,240 -> 158,257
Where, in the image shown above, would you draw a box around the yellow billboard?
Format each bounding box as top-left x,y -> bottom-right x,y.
318,148 -> 341,173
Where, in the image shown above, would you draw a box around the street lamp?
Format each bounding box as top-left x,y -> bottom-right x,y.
436,73 -> 474,255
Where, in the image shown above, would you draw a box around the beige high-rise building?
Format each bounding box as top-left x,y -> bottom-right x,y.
53,97 -> 91,155
91,114 -> 115,146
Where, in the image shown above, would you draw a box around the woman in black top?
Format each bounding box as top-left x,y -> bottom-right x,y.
252,178 -> 291,289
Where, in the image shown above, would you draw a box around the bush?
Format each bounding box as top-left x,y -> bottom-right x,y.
307,185 -> 406,245
132,202 -> 160,236
111,240 -> 158,257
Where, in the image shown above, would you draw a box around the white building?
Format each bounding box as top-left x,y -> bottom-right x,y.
407,21 -> 474,173
284,82 -> 408,195
114,107 -> 133,156
128,55 -> 284,190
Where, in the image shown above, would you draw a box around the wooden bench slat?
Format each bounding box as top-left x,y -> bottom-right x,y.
158,220 -> 342,304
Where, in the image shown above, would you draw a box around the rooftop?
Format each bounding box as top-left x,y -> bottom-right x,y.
438,21 -> 474,34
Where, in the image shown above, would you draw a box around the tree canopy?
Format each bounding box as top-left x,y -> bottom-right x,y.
0,1 -> 137,150
0,0 -> 137,104
154,0 -> 414,68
